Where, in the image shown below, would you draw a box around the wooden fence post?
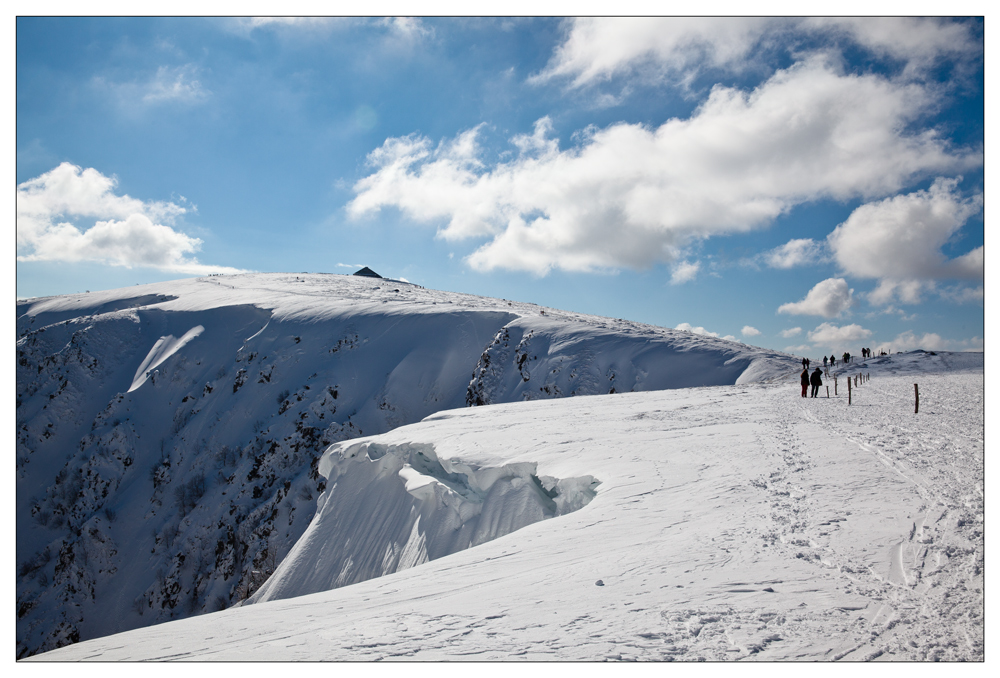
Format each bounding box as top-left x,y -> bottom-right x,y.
914,384 -> 919,414
834,376 -> 838,396
848,377 -> 852,405
826,386 -> 829,398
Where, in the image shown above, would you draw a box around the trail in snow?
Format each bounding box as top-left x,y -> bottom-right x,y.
32,356 -> 983,661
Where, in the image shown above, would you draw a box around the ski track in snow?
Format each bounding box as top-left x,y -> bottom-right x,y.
31,360 -> 983,662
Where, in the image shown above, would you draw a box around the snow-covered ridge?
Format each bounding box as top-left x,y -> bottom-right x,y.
29,355 -> 983,661
17,272 -> 798,657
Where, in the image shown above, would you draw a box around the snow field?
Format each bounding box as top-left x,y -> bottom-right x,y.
32,356 -> 983,661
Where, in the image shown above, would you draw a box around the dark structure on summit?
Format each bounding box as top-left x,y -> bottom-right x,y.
353,267 -> 382,278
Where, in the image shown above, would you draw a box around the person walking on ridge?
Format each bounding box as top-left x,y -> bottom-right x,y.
800,368 -> 810,397
810,367 -> 823,397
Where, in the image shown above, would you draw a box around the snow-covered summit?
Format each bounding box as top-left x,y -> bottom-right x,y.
17,272 -> 799,657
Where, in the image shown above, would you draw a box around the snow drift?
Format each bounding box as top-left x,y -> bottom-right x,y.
250,440 -> 599,603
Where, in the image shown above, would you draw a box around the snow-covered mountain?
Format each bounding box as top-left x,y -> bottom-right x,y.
27,348 -> 983,661
16,272 -> 800,658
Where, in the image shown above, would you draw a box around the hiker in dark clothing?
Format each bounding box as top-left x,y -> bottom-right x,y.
823,356 -> 828,368
810,367 -> 823,397
800,369 -> 810,397
830,354 -> 836,367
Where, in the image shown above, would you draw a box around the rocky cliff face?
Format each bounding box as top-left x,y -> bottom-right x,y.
16,273 -> 798,657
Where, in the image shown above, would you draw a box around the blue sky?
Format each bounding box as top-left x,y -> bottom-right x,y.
16,16 -> 985,355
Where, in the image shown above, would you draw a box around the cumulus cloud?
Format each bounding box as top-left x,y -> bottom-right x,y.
764,238 -> 825,269
885,331 -> 981,353
534,17 -> 980,88
867,279 -> 933,306
350,58 -> 978,275
676,322 -> 717,338
532,17 -> 775,87
807,322 -> 872,348
670,261 -> 700,285
16,163 -> 244,276
674,323 -> 739,342
741,325 -> 761,337
888,331 -> 949,352
805,17 -> 982,79
939,284 -> 984,304
827,178 -> 983,305
778,278 -> 854,318
780,327 -> 802,338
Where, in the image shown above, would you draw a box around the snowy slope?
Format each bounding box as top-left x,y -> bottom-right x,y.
30,351 -> 983,661
16,272 -> 798,657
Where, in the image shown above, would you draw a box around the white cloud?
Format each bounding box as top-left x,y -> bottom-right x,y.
805,18 -> 981,79
938,285 -> 984,304
16,163 -> 244,276
233,17 -> 344,33
670,261 -> 700,285
675,322 -> 718,338
741,325 -> 761,337
778,278 -> 854,318
867,279 -> 933,306
142,65 -> 210,104
378,17 -> 434,41
885,331 -> 982,353
888,331 -> 949,352
780,327 -> 802,338
532,17 -> 775,88
95,64 -> 210,107
233,17 -> 432,45
827,178 -> 983,305
807,322 -> 872,348
534,17 -> 979,88
764,238 -> 824,269
350,58 -> 978,275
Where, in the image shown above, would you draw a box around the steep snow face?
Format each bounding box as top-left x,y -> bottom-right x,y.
16,273 -> 798,657
464,316 -> 768,406
30,353 -> 983,661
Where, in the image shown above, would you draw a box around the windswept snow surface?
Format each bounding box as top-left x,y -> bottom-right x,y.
16,273 -> 798,657
33,351 -> 983,661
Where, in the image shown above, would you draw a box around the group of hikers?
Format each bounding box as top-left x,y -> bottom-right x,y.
798,350 -> 866,398
798,348 -> 889,397
800,359 -> 824,397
